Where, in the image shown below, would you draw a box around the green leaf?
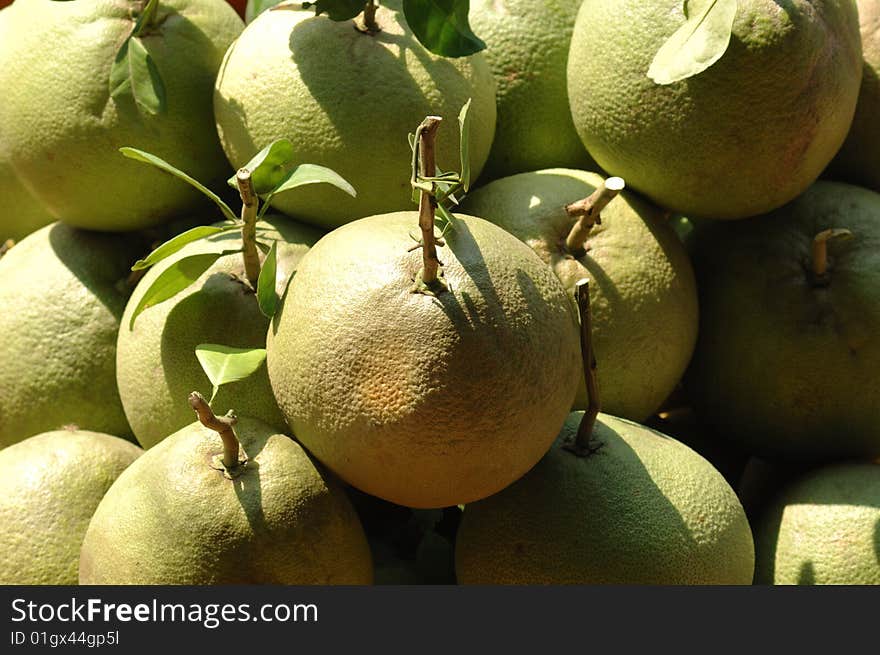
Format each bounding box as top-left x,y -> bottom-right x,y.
272,163 -> 356,198
128,251 -> 235,329
131,225 -> 236,271
302,0 -> 366,21
231,140 -> 297,196
109,36 -> 166,115
457,98 -> 471,191
402,0 -> 486,57
647,0 -> 738,85
256,241 -> 278,318
120,147 -> 238,222
195,344 -> 268,403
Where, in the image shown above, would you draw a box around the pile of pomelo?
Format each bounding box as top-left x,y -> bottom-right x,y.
1,0 -> 878,586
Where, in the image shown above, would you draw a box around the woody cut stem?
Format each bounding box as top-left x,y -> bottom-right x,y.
566,278 -> 600,456
236,169 -> 261,289
416,116 -> 444,290
189,391 -> 240,469
564,177 -> 625,258
812,228 -> 853,280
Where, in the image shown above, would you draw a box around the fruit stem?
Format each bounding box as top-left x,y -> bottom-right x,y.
812,228 -> 853,281
188,391 -> 240,469
416,115 -> 444,291
236,169 -> 261,289
564,177 -> 625,258
0,239 -> 13,258
566,278 -> 600,457
358,0 -> 381,34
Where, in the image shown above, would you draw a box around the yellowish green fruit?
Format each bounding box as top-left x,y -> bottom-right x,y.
456,412 -> 755,584
117,215 -> 322,449
567,0 -> 862,219
0,223 -> 143,448
0,428 -> 142,585
0,9 -> 53,241
460,169 -> 697,421
687,181 -> 880,461
754,463 -> 880,585
213,1 -> 496,229
267,211 -> 581,509
0,159 -> 53,241
79,416 -> 373,584
468,0 -> 593,178
0,0 -> 243,231
827,0 -> 880,192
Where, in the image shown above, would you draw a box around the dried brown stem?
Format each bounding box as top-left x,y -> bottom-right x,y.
188,391 -> 240,468
565,278 -> 600,457
812,228 -> 852,280
358,0 -> 380,34
0,239 -> 14,258
564,177 -> 625,258
236,169 -> 261,289
417,115 -> 444,290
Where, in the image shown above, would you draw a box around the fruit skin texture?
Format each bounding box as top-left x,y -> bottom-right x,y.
213,1 -> 496,230
468,0 -> 593,179
0,223 -> 142,448
0,0 -> 243,231
827,0 -> 880,192
0,159 -> 53,241
687,181 -> 880,461
117,216 -> 322,450
0,8 -> 53,241
456,412 -> 755,584
79,417 -> 373,584
267,211 -> 581,509
567,0 -> 862,220
461,169 -> 698,421
754,463 -> 880,585
0,429 -> 142,585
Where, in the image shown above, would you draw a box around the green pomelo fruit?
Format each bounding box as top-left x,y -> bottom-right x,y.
0,428 -> 142,585
117,215 -> 322,449
646,407 -> 748,488
687,181 -> 880,461
0,8 -> 53,241
0,159 -> 53,241
213,1 -> 496,229
267,211 -> 581,509
567,0 -> 862,219
468,0 -> 593,178
827,0 -> 880,192
753,463 -> 880,585
456,412 -> 755,584
0,0 -> 243,231
79,416 -> 373,584
0,223 -> 143,448
460,169 -> 697,421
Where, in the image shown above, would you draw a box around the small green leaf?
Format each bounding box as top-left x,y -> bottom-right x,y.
457,98 -> 472,191
195,344 -> 268,397
402,0 -> 486,58
647,0 -> 738,85
272,163 -> 356,198
109,36 -> 166,115
128,251 -> 235,329
260,163 -> 356,216
435,202 -> 458,235
230,140 -> 297,195
131,225 -> 236,271
256,241 -> 278,318
302,0 -> 366,21
255,240 -> 271,254
120,147 -> 238,222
